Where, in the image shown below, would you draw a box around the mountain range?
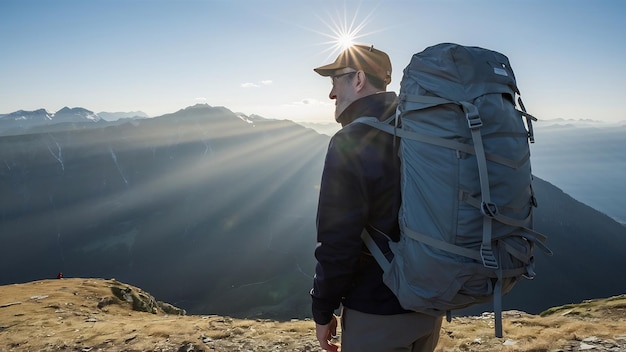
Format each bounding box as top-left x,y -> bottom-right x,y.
0,104 -> 624,321
0,107 -> 149,136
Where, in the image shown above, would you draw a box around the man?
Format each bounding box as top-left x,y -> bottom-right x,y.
311,44 -> 442,352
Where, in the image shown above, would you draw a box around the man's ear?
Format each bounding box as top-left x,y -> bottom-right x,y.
354,70 -> 367,92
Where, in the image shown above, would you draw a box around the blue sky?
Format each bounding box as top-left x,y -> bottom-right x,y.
1,0 -> 625,124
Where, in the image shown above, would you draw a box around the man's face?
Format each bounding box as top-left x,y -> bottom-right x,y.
329,71 -> 358,121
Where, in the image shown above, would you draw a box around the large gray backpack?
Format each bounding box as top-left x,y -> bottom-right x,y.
358,43 -> 552,337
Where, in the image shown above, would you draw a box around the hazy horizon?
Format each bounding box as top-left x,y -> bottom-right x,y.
3,103 -> 625,127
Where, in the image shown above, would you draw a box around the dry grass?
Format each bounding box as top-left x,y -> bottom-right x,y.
1,278 -> 625,351
436,295 -> 626,351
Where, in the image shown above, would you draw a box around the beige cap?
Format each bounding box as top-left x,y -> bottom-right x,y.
314,44 -> 392,85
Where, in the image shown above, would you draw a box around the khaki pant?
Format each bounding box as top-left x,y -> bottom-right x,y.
339,307 -> 442,352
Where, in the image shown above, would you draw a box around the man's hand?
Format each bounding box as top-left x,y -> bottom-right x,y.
315,315 -> 339,351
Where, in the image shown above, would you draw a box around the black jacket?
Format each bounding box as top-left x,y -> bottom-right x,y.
311,91 -> 409,325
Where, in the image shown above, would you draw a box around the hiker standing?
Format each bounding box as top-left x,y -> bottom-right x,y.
310,44 -> 442,352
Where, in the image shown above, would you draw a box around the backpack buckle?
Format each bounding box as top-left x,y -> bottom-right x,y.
480,244 -> 499,269
462,102 -> 482,129
481,201 -> 499,217
466,113 -> 483,129
524,263 -> 536,279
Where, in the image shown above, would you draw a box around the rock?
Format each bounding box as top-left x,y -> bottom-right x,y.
109,282 -> 185,315
30,295 -> 48,300
503,339 -> 517,346
159,301 -> 186,316
177,342 -> 205,352
582,336 -> 600,343
97,297 -> 117,309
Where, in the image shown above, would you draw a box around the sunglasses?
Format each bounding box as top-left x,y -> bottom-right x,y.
331,71 -> 357,85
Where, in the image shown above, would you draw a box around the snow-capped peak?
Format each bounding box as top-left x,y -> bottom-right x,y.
53,107 -> 102,122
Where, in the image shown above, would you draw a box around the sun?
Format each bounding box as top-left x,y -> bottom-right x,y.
337,32 -> 356,50
309,3 -> 383,62
322,7 -> 368,54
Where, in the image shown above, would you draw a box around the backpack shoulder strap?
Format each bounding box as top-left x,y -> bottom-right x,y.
360,229 -> 391,272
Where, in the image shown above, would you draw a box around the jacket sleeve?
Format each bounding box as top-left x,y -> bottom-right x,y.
311,130 -> 369,325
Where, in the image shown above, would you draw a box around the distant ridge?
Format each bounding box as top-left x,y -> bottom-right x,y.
296,121 -> 341,136
98,111 -> 150,121
0,107 -> 153,136
0,107 -> 103,136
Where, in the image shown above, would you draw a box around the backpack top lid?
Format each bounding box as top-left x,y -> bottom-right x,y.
403,43 -> 520,103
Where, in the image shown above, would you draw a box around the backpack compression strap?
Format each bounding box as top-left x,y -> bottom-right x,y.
356,113 -> 530,170
458,100 -> 503,336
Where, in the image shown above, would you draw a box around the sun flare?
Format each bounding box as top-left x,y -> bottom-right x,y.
310,4 -> 383,62
337,33 -> 356,50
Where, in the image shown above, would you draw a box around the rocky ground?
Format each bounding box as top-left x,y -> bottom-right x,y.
0,278 -> 625,351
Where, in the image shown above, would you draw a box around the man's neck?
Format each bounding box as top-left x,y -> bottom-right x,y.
336,91 -> 397,127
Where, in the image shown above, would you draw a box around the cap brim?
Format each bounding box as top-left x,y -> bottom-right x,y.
315,65 -> 360,78
314,62 -> 345,77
